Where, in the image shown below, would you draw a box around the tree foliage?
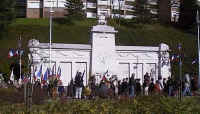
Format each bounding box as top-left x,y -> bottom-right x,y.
0,0 -> 16,38
65,0 -> 84,19
179,0 -> 197,29
134,0 -> 152,23
158,0 -> 171,24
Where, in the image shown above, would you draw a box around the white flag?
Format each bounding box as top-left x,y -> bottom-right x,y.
10,69 -> 14,81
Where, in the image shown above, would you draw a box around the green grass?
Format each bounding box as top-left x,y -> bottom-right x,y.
0,18 -> 197,74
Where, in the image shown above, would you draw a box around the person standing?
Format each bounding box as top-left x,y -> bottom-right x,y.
154,80 -> 161,95
167,77 -> 173,96
135,79 -> 141,96
75,72 -> 84,99
148,78 -> 154,95
129,74 -> 135,98
58,80 -> 64,97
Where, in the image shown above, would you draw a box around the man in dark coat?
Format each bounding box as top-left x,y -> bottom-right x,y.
135,79 -> 141,96
129,74 -> 135,98
74,72 -> 84,99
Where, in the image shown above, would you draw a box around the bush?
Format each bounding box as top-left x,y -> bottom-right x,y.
53,17 -> 73,25
0,96 -> 200,113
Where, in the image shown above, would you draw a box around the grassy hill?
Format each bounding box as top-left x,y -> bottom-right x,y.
0,18 -> 197,75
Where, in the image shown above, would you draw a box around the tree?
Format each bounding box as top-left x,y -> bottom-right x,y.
65,0 -> 84,19
158,0 -> 171,24
179,0 -> 197,29
135,0 -> 152,23
0,0 -> 16,39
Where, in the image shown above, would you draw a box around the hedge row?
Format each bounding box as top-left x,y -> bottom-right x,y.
0,96 -> 200,113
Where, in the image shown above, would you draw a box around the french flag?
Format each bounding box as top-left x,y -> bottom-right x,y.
57,66 -> 61,78
36,65 -> 42,78
52,63 -> 56,76
44,68 -> 49,81
192,59 -> 198,64
14,50 -> 19,56
8,50 -> 14,58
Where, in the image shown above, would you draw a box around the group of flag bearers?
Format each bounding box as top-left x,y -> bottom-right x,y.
35,64 -> 62,85
9,62 -> 62,86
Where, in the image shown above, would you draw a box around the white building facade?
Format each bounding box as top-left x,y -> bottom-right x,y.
28,23 -> 171,86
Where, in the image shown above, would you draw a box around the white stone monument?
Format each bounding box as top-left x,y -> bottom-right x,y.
28,20 -> 171,85
91,24 -> 118,77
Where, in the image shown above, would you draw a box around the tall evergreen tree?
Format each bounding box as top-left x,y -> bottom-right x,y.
179,0 -> 197,29
158,0 -> 171,24
135,0 -> 152,23
65,0 -> 84,19
0,0 -> 16,39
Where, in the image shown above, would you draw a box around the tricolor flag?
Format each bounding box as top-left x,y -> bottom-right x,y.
8,50 -> 14,58
170,55 -> 176,61
10,69 -> 14,81
192,59 -> 198,64
14,50 -> 19,56
103,70 -> 108,77
43,68 -> 50,81
23,76 -> 29,84
57,66 -> 61,78
33,66 -> 37,81
170,54 -> 180,62
14,50 -> 23,57
52,63 -> 56,76
36,65 -> 42,78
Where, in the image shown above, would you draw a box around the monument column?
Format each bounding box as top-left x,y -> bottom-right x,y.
91,23 -> 118,76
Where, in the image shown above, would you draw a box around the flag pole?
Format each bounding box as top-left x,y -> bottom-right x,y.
19,35 -> 22,85
197,10 -> 200,89
178,43 -> 182,101
49,0 -> 54,71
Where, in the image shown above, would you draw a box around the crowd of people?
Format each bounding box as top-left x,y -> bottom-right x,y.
64,72 -> 199,99
0,71 -> 199,99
